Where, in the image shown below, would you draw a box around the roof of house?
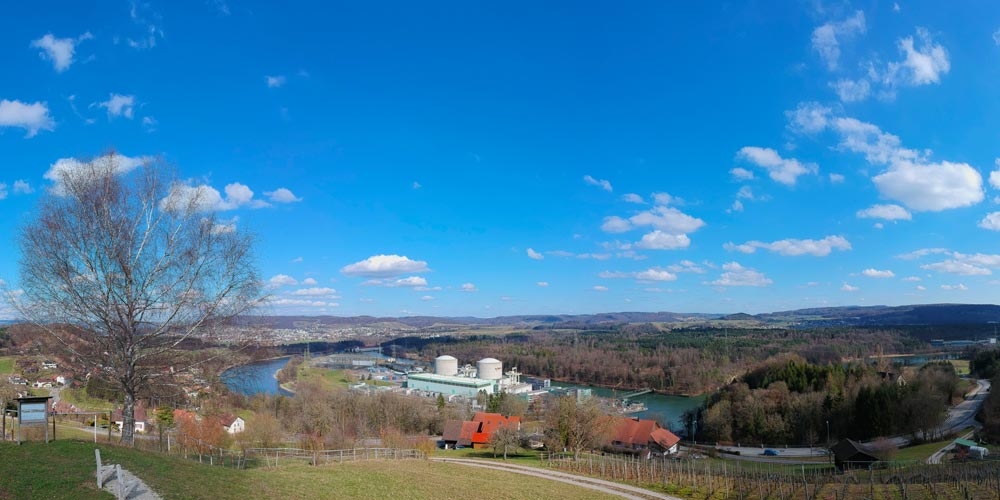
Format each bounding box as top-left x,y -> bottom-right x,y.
831,439 -> 879,463
219,413 -> 241,427
612,417 -> 658,448
442,419 -> 478,447
471,412 -> 520,444
954,438 -> 977,448
650,427 -> 681,449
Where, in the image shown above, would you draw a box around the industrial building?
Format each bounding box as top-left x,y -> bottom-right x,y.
404,355 -> 532,398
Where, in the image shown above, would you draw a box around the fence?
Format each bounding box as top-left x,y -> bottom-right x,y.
542,451 -> 1000,499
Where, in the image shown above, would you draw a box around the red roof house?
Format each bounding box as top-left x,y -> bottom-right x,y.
610,417 -> 681,455
441,412 -> 521,449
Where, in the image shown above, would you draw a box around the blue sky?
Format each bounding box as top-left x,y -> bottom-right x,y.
3,1 -> 1000,318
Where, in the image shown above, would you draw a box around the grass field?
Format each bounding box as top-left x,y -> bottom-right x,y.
950,359 -> 971,376
0,356 -> 15,374
0,440 -> 617,500
894,439 -> 952,462
60,387 -> 117,412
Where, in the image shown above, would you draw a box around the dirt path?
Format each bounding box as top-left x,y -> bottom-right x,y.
431,458 -> 681,500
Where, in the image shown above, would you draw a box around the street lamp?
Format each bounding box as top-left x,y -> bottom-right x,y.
826,420 -> 830,445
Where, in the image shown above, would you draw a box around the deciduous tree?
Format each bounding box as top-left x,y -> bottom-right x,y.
15,154 -> 261,445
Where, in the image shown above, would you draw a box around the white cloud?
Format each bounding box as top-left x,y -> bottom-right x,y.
265,187 -> 302,203
161,181 -> 270,212
811,11 -> 866,70
829,173 -> 845,183
729,200 -> 744,213
635,230 -> 690,250
667,260 -> 706,274
592,285 -> 609,292
785,102 -> 831,134
980,212 -> 1000,231
266,75 -> 286,88
873,160 -> 983,211
12,180 -> 33,194
30,32 -> 91,72
730,167 -> 755,180
98,94 -> 135,119
0,99 -> 55,137
142,116 -> 157,130
724,236 -> 851,256
885,28 -> 950,86
0,184 -> 6,200
290,257 -> 303,263
601,216 -> 632,233
268,274 -> 298,287
830,78 -> 871,102
389,276 -> 428,287
460,283 -> 477,292
292,287 -> 338,297
652,192 -> 675,205
583,175 -> 612,192
994,28 -> 1000,46
45,153 -> 150,193
301,277 -> 318,285
896,248 -> 949,260
862,268 -> 895,278
916,285 -> 926,291
421,295 -> 435,301
903,276 -> 922,282
737,146 -> 817,186
341,254 -> 429,277
989,160 -> 1000,189
921,261 -> 991,276
526,248 -> 544,260
623,193 -> 644,204
536,281 -> 549,287
629,206 -> 705,233
941,284 -> 968,291
709,262 -> 772,287
841,283 -> 860,292
634,268 -> 678,282
856,204 -> 912,221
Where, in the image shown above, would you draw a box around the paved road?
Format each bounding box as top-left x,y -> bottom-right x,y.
432,458 -> 681,500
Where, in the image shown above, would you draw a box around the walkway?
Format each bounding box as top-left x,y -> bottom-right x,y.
431,457 -> 681,500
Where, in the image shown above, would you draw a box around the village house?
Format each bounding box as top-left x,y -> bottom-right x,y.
112,404 -> 149,434
831,439 -> 880,470
442,412 -> 521,449
609,417 -> 681,455
219,413 -> 245,434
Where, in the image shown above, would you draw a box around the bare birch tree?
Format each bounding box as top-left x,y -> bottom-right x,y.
15,153 -> 261,445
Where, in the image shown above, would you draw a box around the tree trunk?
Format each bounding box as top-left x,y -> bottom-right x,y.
122,391 -> 135,446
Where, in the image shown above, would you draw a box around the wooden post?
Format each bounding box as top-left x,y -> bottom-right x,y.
95,449 -> 103,488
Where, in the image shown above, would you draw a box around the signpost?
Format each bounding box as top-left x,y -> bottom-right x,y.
15,396 -> 52,444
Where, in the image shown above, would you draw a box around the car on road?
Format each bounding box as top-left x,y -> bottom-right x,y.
762,449 -> 780,456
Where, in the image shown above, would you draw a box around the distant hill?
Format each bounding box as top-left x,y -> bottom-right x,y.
252,303 -> 1000,330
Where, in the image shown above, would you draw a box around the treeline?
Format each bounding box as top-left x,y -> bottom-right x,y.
398,326 -> 927,395
698,355 -> 964,444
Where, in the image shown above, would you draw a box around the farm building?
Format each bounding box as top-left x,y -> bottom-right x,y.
441,412 -> 520,449
831,439 -> 880,470
609,417 -> 681,455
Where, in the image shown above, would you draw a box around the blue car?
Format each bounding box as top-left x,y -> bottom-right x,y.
763,449 -> 779,456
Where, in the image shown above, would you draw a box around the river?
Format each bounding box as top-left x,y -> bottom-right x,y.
221,357 -> 293,396
221,358 -> 705,431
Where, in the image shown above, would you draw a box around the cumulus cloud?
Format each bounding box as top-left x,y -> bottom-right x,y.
635,230 -> 690,250
592,285 -> 609,292
460,283 -> 477,292
536,281 -> 549,287
666,260 -> 706,274
0,99 -> 55,137
366,276 -> 429,288
13,180 -> 33,194
583,175 -> 612,192
526,248 -> 544,260
730,167 -> 755,181
301,278 -> 318,285
601,216 -> 632,233
785,102 -> 832,134
268,274 -> 298,287
884,28 -> 950,87
161,182 -> 270,212
599,268 -> 678,282
829,173 -> 845,183
341,254 -> 429,278
921,260 -> 991,276
830,78 -> 871,102
811,11 -> 866,70
622,193 -> 644,204
266,75 -> 286,88
979,212 -> 1000,231
292,287 -> 338,297
988,160 -> 1000,189
709,262 -> 772,287
31,32 -> 92,72
862,268 -> 895,278
856,204 -> 912,221
265,187 -> 302,203
98,94 -> 135,119
941,284 -> 968,291
873,160 -> 983,211
841,283 -> 860,292
628,206 -> 705,233
724,236 -> 851,256
737,147 -> 817,186
45,153 -> 150,193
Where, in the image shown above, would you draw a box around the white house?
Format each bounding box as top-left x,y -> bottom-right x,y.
220,414 -> 245,434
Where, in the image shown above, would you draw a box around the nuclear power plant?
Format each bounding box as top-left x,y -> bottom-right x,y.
405,354 -> 533,398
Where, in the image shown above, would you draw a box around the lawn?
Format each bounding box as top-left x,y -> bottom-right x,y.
949,359 -> 970,376
437,445 -> 547,466
894,439 -> 953,462
0,440 -> 618,500
0,356 -> 15,374
60,387 -> 116,411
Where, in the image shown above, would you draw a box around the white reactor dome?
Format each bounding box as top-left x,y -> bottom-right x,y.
477,357 -> 503,380
435,355 -> 459,376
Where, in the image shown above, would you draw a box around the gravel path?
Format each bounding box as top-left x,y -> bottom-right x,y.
431,457 -> 681,500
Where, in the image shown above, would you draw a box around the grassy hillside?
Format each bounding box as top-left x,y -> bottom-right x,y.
0,440 -> 616,500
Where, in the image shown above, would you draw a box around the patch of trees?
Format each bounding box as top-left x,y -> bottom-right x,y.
699,356 -> 962,444
978,375 -> 1000,443
970,348 -> 1000,379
